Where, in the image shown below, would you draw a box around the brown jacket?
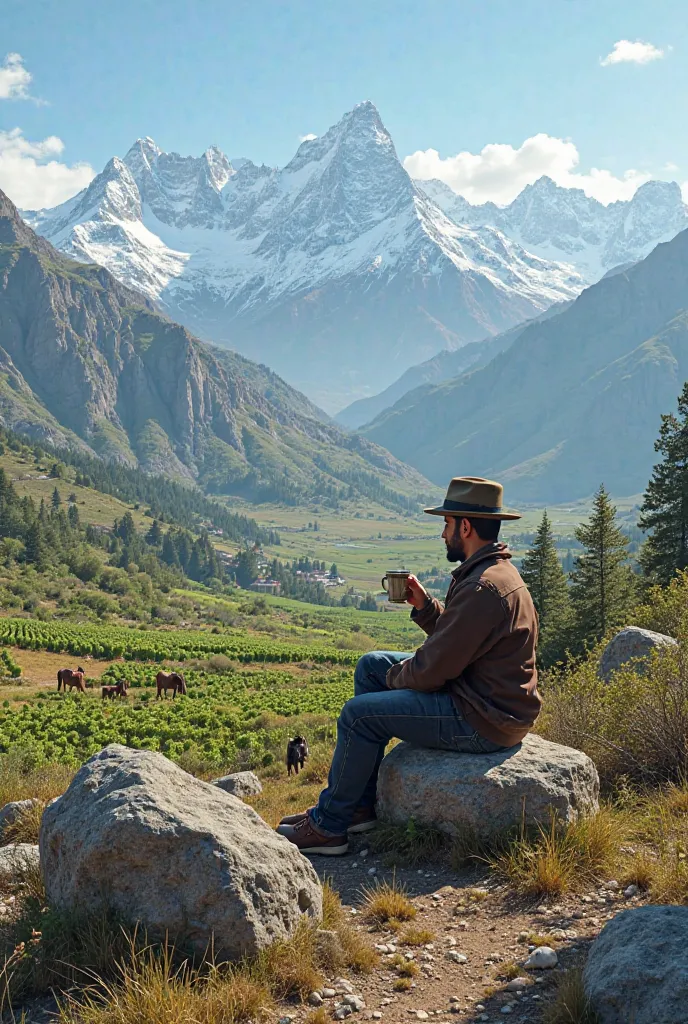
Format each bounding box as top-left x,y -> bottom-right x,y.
386,542 -> 540,747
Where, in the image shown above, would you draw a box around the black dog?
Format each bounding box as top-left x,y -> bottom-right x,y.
286,735 -> 309,776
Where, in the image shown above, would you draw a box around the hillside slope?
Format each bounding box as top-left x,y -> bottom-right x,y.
364,227 -> 688,503
0,190 -> 431,511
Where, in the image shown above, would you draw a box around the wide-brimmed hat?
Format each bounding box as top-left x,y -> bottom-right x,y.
424,476 -> 521,521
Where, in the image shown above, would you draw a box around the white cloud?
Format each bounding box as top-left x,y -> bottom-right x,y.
404,133 -> 654,206
0,128 -> 95,209
299,133 -> 317,142
600,39 -> 665,66
0,52 -> 39,101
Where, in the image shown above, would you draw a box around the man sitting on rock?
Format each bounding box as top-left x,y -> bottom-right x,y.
278,477 -> 540,855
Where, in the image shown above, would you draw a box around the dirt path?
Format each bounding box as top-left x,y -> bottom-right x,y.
293,832 -> 641,1024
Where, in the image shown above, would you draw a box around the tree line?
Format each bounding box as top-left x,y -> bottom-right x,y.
521,381 -> 688,666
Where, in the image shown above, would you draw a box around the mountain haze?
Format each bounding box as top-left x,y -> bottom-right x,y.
25,103 -> 582,412
363,226 -> 688,503
335,301 -> 571,430
0,189 -> 431,511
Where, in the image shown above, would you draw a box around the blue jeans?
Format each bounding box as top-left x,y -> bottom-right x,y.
311,651 -> 507,835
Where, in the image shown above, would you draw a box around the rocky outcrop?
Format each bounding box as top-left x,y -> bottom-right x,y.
375,734 -> 599,838
598,626 -> 677,681
583,905 -> 688,1023
39,745 -> 322,959
211,771 -> 263,798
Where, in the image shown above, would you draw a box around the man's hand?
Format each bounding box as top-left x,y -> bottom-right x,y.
405,574 -> 429,610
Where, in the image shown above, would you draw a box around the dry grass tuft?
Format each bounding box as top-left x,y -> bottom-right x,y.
361,878 -> 416,927
2,800 -> 44,846
0,753 -> 72,811
400,926 -> 435,946
542,969 -> 599,1024
304,1008 -> 330,1024
320,881 -> 377,974
254,920 -> 322,1000
57,945 -> 271,1024
393,977 -> 412,992
492,808 -> 628,896
390,954 -> 418,978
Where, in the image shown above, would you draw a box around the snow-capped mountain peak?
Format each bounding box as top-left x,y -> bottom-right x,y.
25,103 -> 591,409
421,173 -> 688,282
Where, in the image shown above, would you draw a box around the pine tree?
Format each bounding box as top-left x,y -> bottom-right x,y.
51,486 -> 62,510
146,520 -> 162,546
638,382 -> 688,584
570,485 -> 637,648
520,510 -> 571,666
68,503 -> 80,530
161,532 -> 179,567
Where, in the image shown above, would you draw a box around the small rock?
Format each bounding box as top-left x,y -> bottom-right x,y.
446,937 -> 457,946
524,946 -> 558,969
456,920 -> 469,931
506,978 -> 528,992
475,1007 -> 486,1013
368,867 -> 377,876
501,1007 -> 514,1016
309,992 -> 324,1006
360,849 -> 369,859
550,929 -> 567,940
415,1013 -> 429,1021
279,1018 -> 293,1024
334,1006 -> 352,1020
624,884 -> 639,897
448,997 -> 460,1004
343,995 -> 366,1011
607,879 -> 619,890
335,979 -> 355,995
372,1014 -> 382,1020
445,951 -> 468,963
210,770 -> 262,798
323,989 -> 336,998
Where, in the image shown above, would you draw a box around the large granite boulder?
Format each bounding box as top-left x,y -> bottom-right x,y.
598,626 -> 677,681
211,771 -> 263,798
40,745 -> 321,959
376,733 -> 599,837
584,905 -> 688,1023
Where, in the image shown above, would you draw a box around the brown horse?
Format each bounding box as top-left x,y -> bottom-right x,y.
101,680 -> 129,700
57,667 -> 86,693
156,671 -> 187,699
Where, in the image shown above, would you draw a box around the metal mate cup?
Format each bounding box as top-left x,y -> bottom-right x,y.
381,570 -> 411,603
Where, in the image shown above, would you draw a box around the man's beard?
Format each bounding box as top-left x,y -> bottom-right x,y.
446,539 -> 466,563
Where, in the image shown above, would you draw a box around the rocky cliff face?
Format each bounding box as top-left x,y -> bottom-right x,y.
0,189 -> 430,507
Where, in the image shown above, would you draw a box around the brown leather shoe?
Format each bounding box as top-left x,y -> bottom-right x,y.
279,808 -> 314,827
279,806 -> 377,835
277,815 -> 348,855
347,806 -> 378,834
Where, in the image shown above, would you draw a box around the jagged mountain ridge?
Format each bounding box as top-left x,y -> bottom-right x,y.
25,103 -> 583,412
0,188 -> 432,510
363,224 -> 688,503
418,176 -> 688,284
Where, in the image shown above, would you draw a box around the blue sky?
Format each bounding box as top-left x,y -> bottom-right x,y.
1,0 -> 686,208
